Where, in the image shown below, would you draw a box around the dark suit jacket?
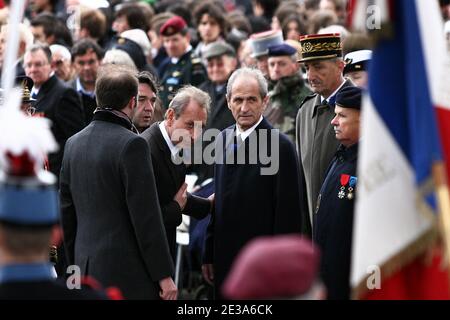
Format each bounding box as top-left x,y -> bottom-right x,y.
60,111 -> 173,300
67,78 -> 97,124
203,118 -> 303,299
141,123 -> 211,262
33,75 -> 85,177
314,144 -> 358,300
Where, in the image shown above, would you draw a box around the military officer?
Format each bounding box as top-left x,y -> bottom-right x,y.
0,129 -> 106,299
158,16 -> 206,108
313,86 -> 362,300
295,33 -> 355,236
249,30 -> 283,79
343,49 -> 372,88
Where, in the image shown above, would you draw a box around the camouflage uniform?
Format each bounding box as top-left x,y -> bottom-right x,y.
264,71 -> 311,142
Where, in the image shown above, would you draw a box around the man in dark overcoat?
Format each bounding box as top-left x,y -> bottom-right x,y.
202,67 -> 302,299
60,64 -> 177,300
141,86 -> 212,262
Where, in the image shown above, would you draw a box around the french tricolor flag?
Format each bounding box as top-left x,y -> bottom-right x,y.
350,0 -> 450,299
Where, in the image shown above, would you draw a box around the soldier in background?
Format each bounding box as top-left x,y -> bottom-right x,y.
158,16 -> 206,109
264,43 -> 311,142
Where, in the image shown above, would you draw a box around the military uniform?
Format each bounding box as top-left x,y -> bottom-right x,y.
0,124 -> 107,300
265,71 -> 311,142
158,15 -> 207,108
313,143 -> 358,300
312,86 -> 362,300
159,51 -> 206,108
295,79 -> 353,235
295,33 -> 354,236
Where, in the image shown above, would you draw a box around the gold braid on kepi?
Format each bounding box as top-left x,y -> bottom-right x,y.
298,33 -> 342,63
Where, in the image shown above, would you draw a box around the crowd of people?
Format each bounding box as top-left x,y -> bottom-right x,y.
1,0 -> 450,301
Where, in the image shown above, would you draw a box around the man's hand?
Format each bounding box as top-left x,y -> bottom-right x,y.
174,183 -> 188,210
202,264 -> 214,285
159,277 -> 178,300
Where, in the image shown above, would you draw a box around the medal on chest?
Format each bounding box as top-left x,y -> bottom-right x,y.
347,176 -> 357,200
338,174 -> 350,199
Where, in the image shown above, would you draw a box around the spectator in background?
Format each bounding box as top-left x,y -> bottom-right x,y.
29,0 -> 58,18
282,14 -> 307,41
342,33 -> 373,56
76,8 -> 107,44
303,0 -> 321,22
226,11 -> 252,36
102,48 -> 137,71
193,2 -> 228,58
251,0 -> 280,26
69,39 -> 103,124
264,43 -> 311,142
307,10 -> 338,34
24,44 -> 84,178
0,23 -> 34,78
319,0 -> 347,25
30,13 -> 73,47
222,235 -> 324,300
271,0 -> 302,31
112,3 -> 149,34
50,44 -> 75,82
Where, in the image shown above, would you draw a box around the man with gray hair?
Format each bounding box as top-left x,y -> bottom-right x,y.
202,67 -> 302,299
141,85 -> 213,262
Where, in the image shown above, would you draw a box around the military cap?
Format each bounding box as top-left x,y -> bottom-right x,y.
298,33 -> 342,62
114,36 -> 146,70
0,151 -> 59,226
343,49 -> 372,75
249,30 -> 283,58
160,15 -> 188,37
335,86 -> 363,110
222,235 -> 320,299
202,41 -> 236,60
16,76 -> 35,103
268,43 -> 297,57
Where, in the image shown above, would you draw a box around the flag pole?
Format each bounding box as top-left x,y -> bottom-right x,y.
432,162 -> 450,286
